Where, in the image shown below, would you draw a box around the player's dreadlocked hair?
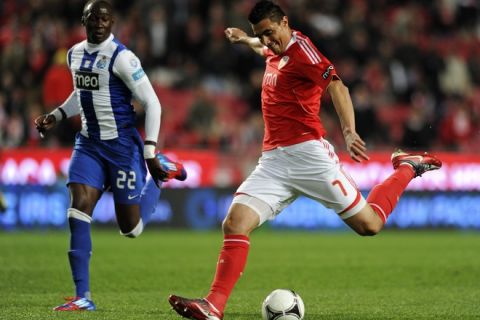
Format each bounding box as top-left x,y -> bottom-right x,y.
248,0 -> 286,25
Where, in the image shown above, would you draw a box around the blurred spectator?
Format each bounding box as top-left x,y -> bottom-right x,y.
439,95 -> 476,151
402,108 -> 433,150
42,48 -> 73,109
4,112 -> 25,147
351,83 -> 383,146
185,85 -> 218,148
148,5 -> 168,65
439,50 -> 473,96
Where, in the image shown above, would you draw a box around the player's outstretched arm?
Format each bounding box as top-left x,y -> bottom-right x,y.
327,79 -> 370,163
225,27 -> 265,56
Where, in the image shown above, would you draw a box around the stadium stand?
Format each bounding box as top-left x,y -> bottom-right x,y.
0,0 -> 479,155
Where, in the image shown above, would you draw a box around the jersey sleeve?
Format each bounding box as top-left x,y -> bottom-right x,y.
113,50 -> 162,143
67,48 -> 72,69
296,45 -> 338,90
66,43 -> 78,69
59,91 -> 81,117
112,50 -> 149,88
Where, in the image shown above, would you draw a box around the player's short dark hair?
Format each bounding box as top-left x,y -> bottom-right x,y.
82,0 -> 113,24
248,0 -> 286,24
84,0 -> 113,10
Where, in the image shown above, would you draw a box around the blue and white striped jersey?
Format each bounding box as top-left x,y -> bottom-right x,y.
67,34 -> 149,140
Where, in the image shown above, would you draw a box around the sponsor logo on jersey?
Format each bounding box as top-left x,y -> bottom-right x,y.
322,65 -> 334,80
278,56 -> 289,69
96,56 -> 108,69
132,68 -> 145,81
75,71 -> 100,90
263,72 -> 278,87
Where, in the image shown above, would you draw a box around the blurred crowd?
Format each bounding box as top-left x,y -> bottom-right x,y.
1,0 -> 480,159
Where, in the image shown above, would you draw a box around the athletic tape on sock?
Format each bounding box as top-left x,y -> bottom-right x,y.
120,219 -> 144,238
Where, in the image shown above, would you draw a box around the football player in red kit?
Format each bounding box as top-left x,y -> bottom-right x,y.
168,1 -> 441,319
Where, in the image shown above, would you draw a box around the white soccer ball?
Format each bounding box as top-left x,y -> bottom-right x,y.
261,289 -> 305,320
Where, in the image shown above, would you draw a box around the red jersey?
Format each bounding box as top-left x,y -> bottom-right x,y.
261,31 -> 337,150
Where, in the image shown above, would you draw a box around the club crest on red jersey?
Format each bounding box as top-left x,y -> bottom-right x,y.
279,56 -> 289,69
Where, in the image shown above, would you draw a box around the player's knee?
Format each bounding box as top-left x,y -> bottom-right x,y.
354,222 -> 382,236
72,197 -> 94,213
70,185 -> 101,213
120,220 -> 144,238
222,216 -> 242,235
345,206 -> 384,236
222,209 -> 259,236
222,213 -> 254,235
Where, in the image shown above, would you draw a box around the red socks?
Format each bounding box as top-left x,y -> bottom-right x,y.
204,167 -> 415,312
367,165 -> 415,223
206,234 -> 250,313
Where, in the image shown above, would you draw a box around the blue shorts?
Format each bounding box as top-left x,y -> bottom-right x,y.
67,130 -> 147,205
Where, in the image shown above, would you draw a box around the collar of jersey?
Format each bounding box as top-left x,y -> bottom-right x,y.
285,31 -> 297,51
85,33 -> 114,52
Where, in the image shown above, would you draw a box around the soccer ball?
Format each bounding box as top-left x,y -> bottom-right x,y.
261,289 -> 305,320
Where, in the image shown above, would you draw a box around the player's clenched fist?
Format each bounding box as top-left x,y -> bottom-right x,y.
34,114 -> 57,137
224,28 -> 248,43
224,27 -> 265,56
145,157 -> 166,186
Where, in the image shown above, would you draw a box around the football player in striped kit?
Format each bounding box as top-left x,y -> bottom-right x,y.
168,1 -> 441,319
35,0 -> 186,311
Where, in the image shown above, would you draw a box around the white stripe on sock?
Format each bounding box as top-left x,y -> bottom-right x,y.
224,239 -> 250,245
369,203 -> 387,223
67,208 -> 92,223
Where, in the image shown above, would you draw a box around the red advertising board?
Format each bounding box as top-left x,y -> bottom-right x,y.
339,152 -> 480,191
0,148 -> 230,188
1,149 -> 480,190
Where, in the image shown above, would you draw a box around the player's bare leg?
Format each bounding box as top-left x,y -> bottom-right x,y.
344,205 -> 384,236
221,203 -> 259,236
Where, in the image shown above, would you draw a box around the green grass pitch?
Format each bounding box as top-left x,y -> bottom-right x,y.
0,229 -> 479,319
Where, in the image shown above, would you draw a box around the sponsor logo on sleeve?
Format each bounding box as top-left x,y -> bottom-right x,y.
322,65 -> 334,79
74,71 -> 100,90
132,68 -> 145,81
